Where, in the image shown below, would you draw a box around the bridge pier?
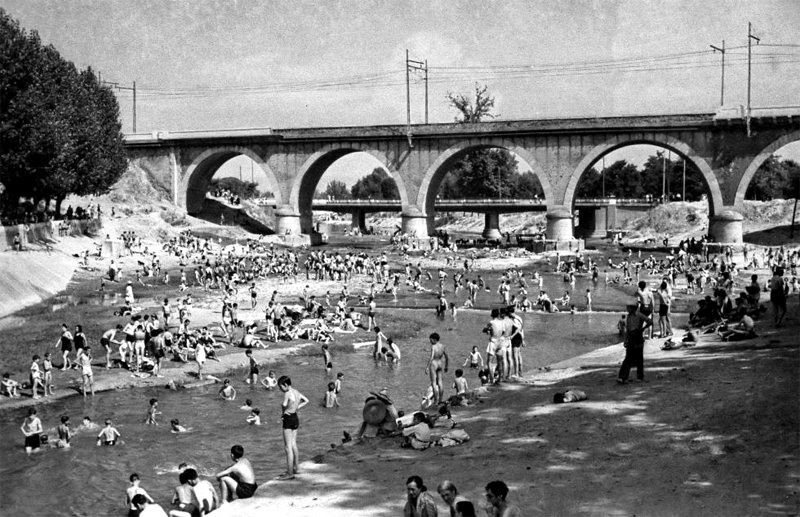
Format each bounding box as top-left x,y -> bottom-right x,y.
275,205 -> 303,236
401,207 -> 429,238
709,209 -> 744,244
482,212 -> 503,240
576,206 -> 610,239
351,210 -> 367,233
546,207 -> 575,241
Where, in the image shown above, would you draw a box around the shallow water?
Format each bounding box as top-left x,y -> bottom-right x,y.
0,308 -> 633,517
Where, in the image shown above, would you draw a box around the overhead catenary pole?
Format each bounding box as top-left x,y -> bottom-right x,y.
710,40 -> 725,106
405,51 -> 428,144
746,22 -> 761,136
102,79 -> 137,133
424,59 -> 429,125
406,49 -> 411,145
132,81 -> 137,133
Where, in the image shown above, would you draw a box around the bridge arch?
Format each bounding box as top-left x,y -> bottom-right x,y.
181,146 -> 279,214
288,143 -> 406,231
734,129 -> 800,206
564,134 -> 723,215
416,138 -> 553,214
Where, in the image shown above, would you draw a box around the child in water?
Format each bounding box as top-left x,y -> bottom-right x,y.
145,398 -> 160,425
322,344 -> 332,372
170,419 -> 187,433
261,371 -> 277,390
324,382 -> 340,408
334,372 -> 344,394
219,379 -> 236,400
97,419 -> 121,446
246,408 -> 261,425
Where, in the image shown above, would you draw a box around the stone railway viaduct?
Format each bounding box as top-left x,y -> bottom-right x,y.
124,110 -> 799,244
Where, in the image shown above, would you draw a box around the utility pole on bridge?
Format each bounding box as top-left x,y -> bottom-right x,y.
710,40 -> 725,106
102,79 -> 137,133
746,22 -> 761,137
405,50 -> 429,147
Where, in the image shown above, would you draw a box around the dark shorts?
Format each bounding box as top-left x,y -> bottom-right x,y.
25,434 -> 41,449
125,334 -> 135,343
154,349 -> 166,359
282,412 -> 299,430
639,305 -> 653,317
61,343 -> 72,352
250,367 -> 259,375
326,362 -> 332,369
236,481 -> 257,499
658,304 -> 669,317
100,337 -> 110,347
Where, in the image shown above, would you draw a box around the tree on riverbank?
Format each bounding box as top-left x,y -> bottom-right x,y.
439,84 -> 545,200
0,10 -> 126,218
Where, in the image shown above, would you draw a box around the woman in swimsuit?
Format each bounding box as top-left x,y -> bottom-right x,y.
55,324 -> 73,371
278,376 -> 308,480
424,333 -> 449,406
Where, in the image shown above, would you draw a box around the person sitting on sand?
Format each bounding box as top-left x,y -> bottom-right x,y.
2,373 -> 21,397
400,412 -> 432,450
216,445 -> 258,504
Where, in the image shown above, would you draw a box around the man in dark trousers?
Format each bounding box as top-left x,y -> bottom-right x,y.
617,304 -> 652,384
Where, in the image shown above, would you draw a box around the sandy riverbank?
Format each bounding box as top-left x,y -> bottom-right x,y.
206,302 -> 799,517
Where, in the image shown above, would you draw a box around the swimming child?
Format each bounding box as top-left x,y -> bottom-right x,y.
219,379 -> 237,400
323,382 -> 340,408
81,416 -> 98,430
145,398 -> 160,425
170,419 -> 188,433
261,371 -> 277,390
246,408 -> 261,425
97,419 -> 121,446
240,399 -> 253,411
322,344 -> 332,372
57,415 -> 71,448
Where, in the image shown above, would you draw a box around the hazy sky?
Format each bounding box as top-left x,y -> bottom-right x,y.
5,0 -> 799,189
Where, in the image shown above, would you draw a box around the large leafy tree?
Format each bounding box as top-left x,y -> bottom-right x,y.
0,10 -> 126,217
576,154 -> 707,201
351,167 -> 399,199
322,180 -> 351,200
440,84 -> 543,199
746,156 -> 800,200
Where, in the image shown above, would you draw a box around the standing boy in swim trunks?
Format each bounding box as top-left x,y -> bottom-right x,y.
215,444 -> 258,504
277,376 -> 309,480
21,407 -> 42,454
321,344 -> 333,372
97,419 -> 121,445
244,349 -> 258,384
424,332 -> 449,406
79,347 -> 94,397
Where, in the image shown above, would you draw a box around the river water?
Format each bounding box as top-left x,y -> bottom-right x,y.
0,301 -> 643,517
